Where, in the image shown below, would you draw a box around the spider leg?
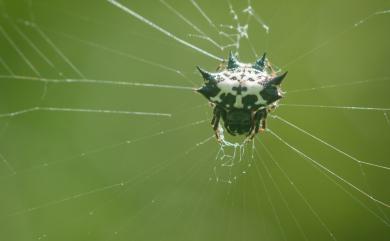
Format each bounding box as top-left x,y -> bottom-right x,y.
211,115 -> 217,126
248,109 -> 267,139
247,112 -> 257,136
260,116 -> 267,131
258,109 -> 268,132
267,61 -> 277,76
211,106 -> 222,141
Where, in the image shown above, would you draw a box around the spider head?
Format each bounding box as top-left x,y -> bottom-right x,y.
224,109 -> 252,136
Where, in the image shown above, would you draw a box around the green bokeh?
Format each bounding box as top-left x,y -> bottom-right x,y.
0,0 -> 389,241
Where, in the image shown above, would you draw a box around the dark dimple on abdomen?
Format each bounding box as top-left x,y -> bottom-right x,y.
242,95 -> 259,109
219,93 -> 236,108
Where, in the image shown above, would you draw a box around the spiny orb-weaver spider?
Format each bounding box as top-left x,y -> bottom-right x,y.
196,51 -> 287,141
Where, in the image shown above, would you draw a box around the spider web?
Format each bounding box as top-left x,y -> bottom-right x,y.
0,0 -> 390,241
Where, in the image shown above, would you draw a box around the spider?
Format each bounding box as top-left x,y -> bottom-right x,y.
196,52 -> 287,141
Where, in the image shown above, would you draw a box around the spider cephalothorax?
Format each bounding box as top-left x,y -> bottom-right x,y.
196,51 -> 287,140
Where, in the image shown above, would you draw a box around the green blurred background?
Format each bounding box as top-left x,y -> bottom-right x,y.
0,0 -> 389,241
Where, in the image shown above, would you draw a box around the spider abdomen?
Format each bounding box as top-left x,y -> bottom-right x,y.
197,64 -> 285,111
